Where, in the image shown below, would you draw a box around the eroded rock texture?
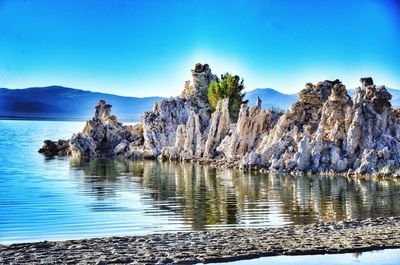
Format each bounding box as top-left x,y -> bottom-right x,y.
242,78 -> 400,176
140,63 -> 216,158
39,63 -> 400,177
38,140 -> 70,157
217,97 -> 280,161
69,100 -> 143,158
39,100 -> 143,159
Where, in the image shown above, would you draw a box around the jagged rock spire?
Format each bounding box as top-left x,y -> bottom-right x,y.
360,77 -> 374,88
180,63 -> 217,101
255,97 -> 262,109
94,100 -> 113,123
360,77 -> 392,114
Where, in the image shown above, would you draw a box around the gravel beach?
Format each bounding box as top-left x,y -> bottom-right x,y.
1,217 -> 400,264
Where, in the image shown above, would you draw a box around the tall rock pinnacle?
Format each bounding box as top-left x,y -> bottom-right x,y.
180,63 -> 217,102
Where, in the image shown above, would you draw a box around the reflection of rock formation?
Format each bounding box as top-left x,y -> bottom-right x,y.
139,161 -> 238,229
70,159 -> 400,228
69,158 -> 135,200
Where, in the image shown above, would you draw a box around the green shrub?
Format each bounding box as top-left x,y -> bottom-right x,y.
207,73 -> 248,121
269,105 -> 285,115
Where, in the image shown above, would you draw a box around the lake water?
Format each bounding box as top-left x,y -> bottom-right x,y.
1,120 -> 400,244
212,249 -> 400,265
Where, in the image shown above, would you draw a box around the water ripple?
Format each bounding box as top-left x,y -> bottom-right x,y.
1,120 -> 400,243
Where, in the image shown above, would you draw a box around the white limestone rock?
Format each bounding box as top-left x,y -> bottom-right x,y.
41,68 -> 400,177
217,97 -> 279,161
69,100 -> 139,159
140,63 -> 216,158
241,78 -> 400,176
203,99 -> 231,158
182,111 -> 204,160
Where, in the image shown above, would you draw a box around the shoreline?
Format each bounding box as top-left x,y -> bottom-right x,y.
2,217 -> 400,264
188,157 -> 400,179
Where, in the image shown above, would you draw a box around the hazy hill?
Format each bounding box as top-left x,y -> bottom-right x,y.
248,87 -> 400,110
1,86 -> 399,121
245,88 -> 297,110
0,86 -> 164,122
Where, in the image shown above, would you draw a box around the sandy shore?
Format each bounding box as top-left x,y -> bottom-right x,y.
1,217 -> 400,264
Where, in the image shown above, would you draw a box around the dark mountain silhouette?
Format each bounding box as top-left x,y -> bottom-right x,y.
245,88 -> 297,110
0,86 -> 164,122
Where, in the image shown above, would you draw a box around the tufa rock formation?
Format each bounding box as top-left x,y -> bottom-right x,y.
242,78 -> 399,176
140,63 -> 217,158
39,64 -> 400,177
38,139 -> 70,157
41,100 -> 144,159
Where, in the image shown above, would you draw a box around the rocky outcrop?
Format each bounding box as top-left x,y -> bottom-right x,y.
242,81 -> 336,171
140,63 -> 216,158
180,63 -> 217,101
40,64 -> 217,160
68,100 -> 141,158
217,97 -> 279,161
39,63 -> 400,177
39,100 -> 144,159
38,139 -> 70,157
203,99 -> 231,158
242,78 -> 400,177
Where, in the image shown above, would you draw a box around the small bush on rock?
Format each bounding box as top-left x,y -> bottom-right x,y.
207,73 -> 248,121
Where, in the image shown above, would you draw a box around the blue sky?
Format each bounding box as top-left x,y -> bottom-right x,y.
0,0 -> 399,97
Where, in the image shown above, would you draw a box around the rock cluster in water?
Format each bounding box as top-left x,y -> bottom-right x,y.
39,64 -> 400,177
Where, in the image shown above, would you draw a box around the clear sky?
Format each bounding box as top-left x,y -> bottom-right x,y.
0,0 -> 399,97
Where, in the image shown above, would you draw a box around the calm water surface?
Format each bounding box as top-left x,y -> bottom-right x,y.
1,120 -> 400,244
212,249 -> 400,265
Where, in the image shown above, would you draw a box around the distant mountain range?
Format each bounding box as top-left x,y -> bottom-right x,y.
245,88 -> 297,110
246,87 -> 400,110
1,85 -> 399,121
0,86 -> 163,122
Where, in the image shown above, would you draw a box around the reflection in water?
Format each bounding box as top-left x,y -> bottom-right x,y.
213,249 -> 400,265
3,120 -> 399,243
70,159 -> 400,230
